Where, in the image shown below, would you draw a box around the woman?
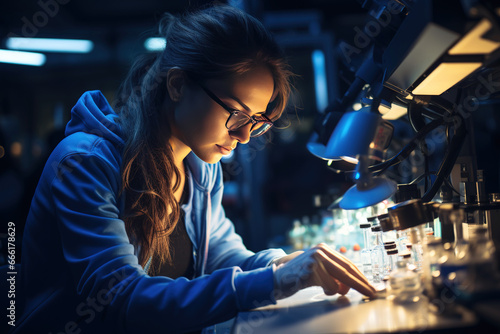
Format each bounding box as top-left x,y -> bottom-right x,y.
13,5 -> 375,334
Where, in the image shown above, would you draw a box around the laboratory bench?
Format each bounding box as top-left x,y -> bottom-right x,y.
230,286 -> 500,334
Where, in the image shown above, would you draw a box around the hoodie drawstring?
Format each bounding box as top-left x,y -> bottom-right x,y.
201,191 -> 211,275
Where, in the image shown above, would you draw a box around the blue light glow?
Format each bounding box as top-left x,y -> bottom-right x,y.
144,37 -> 166,51
0,49 -> 46,66
311,50 -> 328,113
6,37 -> 94,53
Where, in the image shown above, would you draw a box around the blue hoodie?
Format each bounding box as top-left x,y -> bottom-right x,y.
13,91 -> 285,333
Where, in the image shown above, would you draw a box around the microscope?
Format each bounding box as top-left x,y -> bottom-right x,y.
308,0 -> 500,303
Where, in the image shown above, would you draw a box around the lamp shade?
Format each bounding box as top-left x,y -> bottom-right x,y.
340,177 -> 397,210
339,155 -> 397,210
306,140 -> 330,160
307,140 -> 356,172
325,108 -> 393,162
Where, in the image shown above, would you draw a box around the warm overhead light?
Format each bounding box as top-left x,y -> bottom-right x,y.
10,142 -> 22,157
379,102 -> 407,120
0,49 -> 46,66
6,37 -> 93,53
448,19 -> 500,55
144,37 -> 166,51
352,102 -> 363,111
412,62 -> 482,95
341,156 -> 359,164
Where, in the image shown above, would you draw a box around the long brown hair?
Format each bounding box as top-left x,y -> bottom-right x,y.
114,5 -> 293,273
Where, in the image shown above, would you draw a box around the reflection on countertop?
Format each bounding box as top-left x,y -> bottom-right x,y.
233,286 -> 478,334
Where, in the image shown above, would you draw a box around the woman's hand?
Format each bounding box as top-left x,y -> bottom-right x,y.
273,243 -> 376,300
271,250 -> 304,266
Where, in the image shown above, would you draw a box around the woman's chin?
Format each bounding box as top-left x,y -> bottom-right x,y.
193,151 -> 223,164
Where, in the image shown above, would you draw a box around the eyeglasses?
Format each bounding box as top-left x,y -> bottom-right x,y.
196,81 -> 273,137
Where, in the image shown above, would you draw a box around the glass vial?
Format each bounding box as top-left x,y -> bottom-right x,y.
370,225 -> 385,284
360,222 -> 373,280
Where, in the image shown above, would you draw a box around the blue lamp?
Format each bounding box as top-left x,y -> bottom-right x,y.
306,133 -> 356,173
306,111 -> 357,173
325,108 -> 397,209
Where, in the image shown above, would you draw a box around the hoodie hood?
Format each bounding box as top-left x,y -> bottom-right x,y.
65,90 -> 124,147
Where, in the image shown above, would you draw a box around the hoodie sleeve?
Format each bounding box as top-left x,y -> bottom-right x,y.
51,148 -> 276,333
205,163 -> 286,273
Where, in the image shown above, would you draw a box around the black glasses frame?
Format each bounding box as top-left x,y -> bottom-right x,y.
195,81 -> 273,137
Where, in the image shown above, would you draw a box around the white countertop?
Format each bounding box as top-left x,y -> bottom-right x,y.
233,286 -> 478,334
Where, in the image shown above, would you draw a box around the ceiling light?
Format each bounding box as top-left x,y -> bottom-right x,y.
379,102 -> 408,120
312,49 -> 328,113
6,37 -> 93,53
411,62 -> 482,95
0,49 -> 45,66
144,37 -> 166,51
448,19 -> 500,55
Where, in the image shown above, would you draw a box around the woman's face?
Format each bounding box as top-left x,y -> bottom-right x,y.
171,65 -> 275,164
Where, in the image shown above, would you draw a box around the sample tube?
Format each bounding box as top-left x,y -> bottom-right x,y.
370,225 -> 385,283
389,252 -> 422,303
384,243 -> 398,276
360,222 -> 373,279
388,199 -> 434,294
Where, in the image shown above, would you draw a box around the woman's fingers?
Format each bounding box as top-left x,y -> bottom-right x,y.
313,249 -> 376,298
337,280 -> 351,295
314,254 -> 356,296
314,259 -> 340,295
275,244 -> 375,299
315,243 -> 373,289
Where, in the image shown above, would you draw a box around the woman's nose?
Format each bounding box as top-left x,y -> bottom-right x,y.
229,123 -> 252,144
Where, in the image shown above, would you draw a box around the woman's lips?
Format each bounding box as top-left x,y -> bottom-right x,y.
216,145 -> 233,155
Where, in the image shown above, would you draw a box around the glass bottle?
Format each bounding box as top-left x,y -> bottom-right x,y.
450,208 -> 468,259
370,225 -> 385,284
467,225 -> 499,293
388,199 -> 434,293
360,222 -> 373,280
379,213 -> 397,245
385,247 -> 399,276
425,236 -> 443,299
389,252 -> 422,303
396,229 -> 409,253
407,225 -> 425,273
439,241 -> 470,295
427,237 -> 443,279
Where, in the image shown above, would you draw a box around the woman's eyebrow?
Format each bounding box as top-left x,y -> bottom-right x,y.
224,94 -> 266,116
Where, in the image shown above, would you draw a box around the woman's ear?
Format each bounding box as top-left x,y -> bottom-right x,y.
166,67 -> 185,102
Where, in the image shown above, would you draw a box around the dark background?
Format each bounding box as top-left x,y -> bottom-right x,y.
1,0 -> 499,255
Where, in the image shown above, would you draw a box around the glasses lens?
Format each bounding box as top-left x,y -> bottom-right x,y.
227,111 -> 273,137
250,123 -> 272,137
227,111 -> 251,130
